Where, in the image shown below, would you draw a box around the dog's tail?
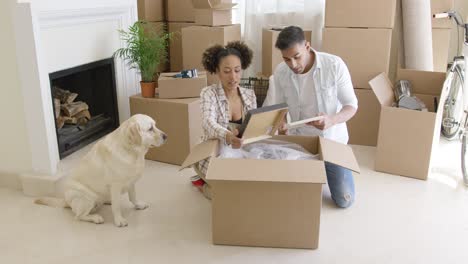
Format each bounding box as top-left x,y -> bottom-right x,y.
34,197 -> 69,208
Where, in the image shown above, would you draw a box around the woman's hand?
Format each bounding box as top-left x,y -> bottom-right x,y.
226,129 -> 243,149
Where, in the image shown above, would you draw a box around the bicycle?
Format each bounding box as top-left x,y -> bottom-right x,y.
434,11 -> 468,185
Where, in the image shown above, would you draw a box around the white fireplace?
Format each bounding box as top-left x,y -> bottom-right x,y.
12,0 -> 139,178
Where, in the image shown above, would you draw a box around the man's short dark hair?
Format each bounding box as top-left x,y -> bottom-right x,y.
275,26 -> 305,50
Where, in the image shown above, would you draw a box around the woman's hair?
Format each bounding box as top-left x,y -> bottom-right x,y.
202,41 -> 253,74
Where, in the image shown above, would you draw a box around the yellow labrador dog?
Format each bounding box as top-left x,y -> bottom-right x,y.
36,114 -> 167,227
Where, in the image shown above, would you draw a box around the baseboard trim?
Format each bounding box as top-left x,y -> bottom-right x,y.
0,171 -> 22,191
0,171 -> 64,197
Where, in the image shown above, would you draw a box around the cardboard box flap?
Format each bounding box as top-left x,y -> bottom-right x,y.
240,104 -> 288,144
397,69 -> 446,95
206,158 -> 327,183
369,73 -> 395,107
192,0 -> 236,9
319,137 -> 360,173
180,139 -> 219,170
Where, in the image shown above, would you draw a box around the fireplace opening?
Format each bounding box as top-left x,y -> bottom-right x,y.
49,58 -> 119,159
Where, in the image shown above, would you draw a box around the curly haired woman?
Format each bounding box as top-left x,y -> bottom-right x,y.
190,41 -> 256,199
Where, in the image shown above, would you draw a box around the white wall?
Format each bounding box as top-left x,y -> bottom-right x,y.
0,0 -> 33,176
449,0 -> 468,59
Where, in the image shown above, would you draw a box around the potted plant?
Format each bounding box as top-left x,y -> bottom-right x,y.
114,21 -> 171,98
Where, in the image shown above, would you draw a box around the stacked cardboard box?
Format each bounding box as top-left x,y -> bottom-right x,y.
322,0 -> 399,147
137,0 -> 169,73
165,0 -> 196,71
261,28 -> 312,77
182,0 -> 241,85
138,0 -> 165,22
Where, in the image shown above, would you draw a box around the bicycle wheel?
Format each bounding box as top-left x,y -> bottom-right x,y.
442,59 -> 465,140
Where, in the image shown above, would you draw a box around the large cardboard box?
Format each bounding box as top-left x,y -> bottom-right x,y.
168,22 -> 195,71
182,24 -> 241,82
157,72 -> 207,98
138,0 -> 165,22
432,28 -> 451,72
262,28 -> 312,77
347,89 -> 381,147
166,0 -> 195,22
369,69 -> 447,180
130,95 -> 202,165
431,0 -> 455,29
322,28 -> 396,89
325,0 -> 396,28
181,135 -> 360,249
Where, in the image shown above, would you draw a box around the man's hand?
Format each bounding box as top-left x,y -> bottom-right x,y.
226,129 -> 243,149
307,112 -> 335,131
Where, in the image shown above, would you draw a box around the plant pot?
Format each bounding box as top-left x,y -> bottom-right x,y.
140,81 -> 156,98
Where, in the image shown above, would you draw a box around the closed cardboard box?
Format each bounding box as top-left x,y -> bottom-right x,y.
168,22 -> 195,71
348,89 -> 381,147
138,0 -> 165,22
182,135 -> 360,249
322,28 -> 396,89
325,0 -> 396,28
166,0 -> 195,22
182,24 -> 241,79
369,69 -> 447,180
157,72 -> 207,98
130,95 -> 202,165
262,28 -> 312,77
431,0 -> 455,29
194,9 -> 233,26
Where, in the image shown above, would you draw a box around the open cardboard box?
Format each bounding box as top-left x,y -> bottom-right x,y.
158,71 -> 207,99
180,106 -> 360,249
369,69 -> 448,180
192,0 -> 236,26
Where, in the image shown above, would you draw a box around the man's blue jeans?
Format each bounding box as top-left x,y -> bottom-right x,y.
324,162 -> 355,208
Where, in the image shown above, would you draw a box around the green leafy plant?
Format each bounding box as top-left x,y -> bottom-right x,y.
114,21 -> 171,82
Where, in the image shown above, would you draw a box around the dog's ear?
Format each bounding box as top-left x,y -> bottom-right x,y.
128,122 -> 142,145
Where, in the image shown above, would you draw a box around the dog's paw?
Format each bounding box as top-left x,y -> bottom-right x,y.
134,201 -> 149,210
91,214 -> 104,224
114,217 -> 128,227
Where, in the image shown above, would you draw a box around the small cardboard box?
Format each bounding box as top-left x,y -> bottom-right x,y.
157,72 -> 207,99
369,69 -> 447,180
348,89 -> 381,147
137,0 -> 165,22
166,0 -> 195,22
168,22 -> 195,71
322,28 -> 396,89
182,24 -> 241,71
325,0 -> 397,28
194,9 -> 233,26
192,0 -> 235,26
130,95 -> 202,165
431,0 -> 455,29
181,106 -> 360,249
262,28 -> 312,77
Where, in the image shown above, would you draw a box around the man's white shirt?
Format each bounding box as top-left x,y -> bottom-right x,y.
263,50 -> 358,144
